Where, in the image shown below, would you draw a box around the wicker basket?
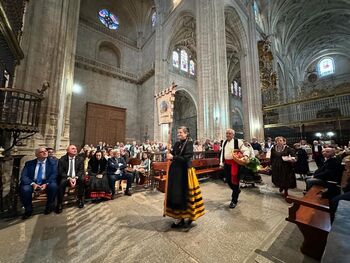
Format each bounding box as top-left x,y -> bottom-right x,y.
232,151 -> 250,166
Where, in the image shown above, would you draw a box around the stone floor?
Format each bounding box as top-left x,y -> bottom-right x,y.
0,174 -> 319,263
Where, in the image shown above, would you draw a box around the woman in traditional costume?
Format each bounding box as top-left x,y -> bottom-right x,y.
270,136 -> 296,198
88,150 -> 112,200
165,126 -> 205,228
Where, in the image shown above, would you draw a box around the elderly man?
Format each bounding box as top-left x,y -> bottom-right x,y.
107,149 -> 133,198
220,129 -> 248,208
20,147 -> 58,219
56,145 -> 85,213
306,147 -> 343,191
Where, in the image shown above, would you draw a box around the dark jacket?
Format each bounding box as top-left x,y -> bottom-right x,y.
88,157 -> 107,176
58,154 -> 84,182
107,157 -> 127,175
20,158 -> 57,186
314,157 -> 343,184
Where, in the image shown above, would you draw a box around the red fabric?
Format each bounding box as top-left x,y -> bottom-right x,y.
90,192 -> 112,199
83,175 -> 90,183
225,159 -> 239,185
213,144 -> 220,152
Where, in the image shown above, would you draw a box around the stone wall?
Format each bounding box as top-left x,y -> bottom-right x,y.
71,67 -> 139,147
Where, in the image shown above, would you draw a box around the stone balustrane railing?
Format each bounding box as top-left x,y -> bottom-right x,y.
75,55 -> 154,84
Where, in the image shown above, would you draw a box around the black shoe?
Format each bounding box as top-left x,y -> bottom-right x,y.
171,219 -> 185,228
44,207 -> 53,215
78,200 -> 84,208
124,190 -> 132,196
187,220 -> 193,226
22,211 -> 32,220
229,201 -> 237,209
55,204 -> 63,214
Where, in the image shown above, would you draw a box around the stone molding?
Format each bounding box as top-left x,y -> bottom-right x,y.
75,55 -> 154,85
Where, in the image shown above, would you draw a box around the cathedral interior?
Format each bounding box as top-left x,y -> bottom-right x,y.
0,0 -> 349,262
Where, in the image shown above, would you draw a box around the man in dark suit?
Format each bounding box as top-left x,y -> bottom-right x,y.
56,145 -> 85,213
20,147 -> 58,219
107,149 -> 133,198
306,147 -> 343,191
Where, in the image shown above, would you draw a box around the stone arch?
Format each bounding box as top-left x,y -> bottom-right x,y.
96,41 -> 121,67
224,6 -> 249,131
166,11 -> 196,64
172,89 -> 198,141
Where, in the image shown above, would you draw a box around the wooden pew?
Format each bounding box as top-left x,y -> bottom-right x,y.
192,158 -> 223,177
152,158 -> 223,193
152,162 -> 168,193
286,185 -> 331,260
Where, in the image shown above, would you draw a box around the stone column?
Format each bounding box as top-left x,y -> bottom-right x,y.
153,5 -> 169,144
14,0 -> 81,152
241,1 -> 264,141
196,0 -> 230,141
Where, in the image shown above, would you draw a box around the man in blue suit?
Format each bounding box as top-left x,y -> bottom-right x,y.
107,149 -> 133,198
20,147 -> 58,219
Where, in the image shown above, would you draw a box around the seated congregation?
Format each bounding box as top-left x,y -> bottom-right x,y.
19,145 -> 140,220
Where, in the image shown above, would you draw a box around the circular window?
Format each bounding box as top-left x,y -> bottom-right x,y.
98,9 -> 119,30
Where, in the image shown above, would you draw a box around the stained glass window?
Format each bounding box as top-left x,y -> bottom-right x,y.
318,57 -> 334,77
238,86 -> 242,98
253,2 -> 262,25
189,60 -> 195,75
151,11 -> 157,27
230,83 -> 234,94
98,9 -> 119,30
233,81 -> 238,96
180,50 -> 188,72
172,51 -> 179,68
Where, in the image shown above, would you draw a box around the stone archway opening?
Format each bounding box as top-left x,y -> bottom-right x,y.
225,7 -> 244,136
172,90 -> 197,142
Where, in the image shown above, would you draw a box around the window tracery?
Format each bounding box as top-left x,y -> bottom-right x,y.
172,48 -> 196,78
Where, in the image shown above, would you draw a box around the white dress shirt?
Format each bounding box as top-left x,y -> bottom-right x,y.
67,157 -> 76,178
220,138 -> 248,164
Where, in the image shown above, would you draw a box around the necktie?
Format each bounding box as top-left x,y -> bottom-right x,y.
37,162 -> 43,185
68,158 -> 73,177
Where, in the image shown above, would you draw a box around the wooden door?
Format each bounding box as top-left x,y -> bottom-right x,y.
84,102 -> 126,146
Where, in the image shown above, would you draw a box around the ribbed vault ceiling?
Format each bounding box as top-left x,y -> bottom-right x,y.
259,0 -> 350,72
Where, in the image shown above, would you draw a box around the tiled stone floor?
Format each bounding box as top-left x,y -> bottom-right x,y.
0,174 -> 318,263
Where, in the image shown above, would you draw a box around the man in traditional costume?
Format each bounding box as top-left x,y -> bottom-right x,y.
220,129 -> 248,208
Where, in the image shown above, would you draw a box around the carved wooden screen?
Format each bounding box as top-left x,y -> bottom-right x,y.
84,102 -> 126,146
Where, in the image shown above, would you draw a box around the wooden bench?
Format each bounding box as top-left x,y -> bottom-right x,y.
286,185 -> 331,260
152,162 -> 168,193
192,158 -> 223,177
152,158 -> 223,193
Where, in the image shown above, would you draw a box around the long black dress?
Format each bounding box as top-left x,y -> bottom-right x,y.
165,138 -> 205,220
271,145 -> 297,189
88,157 -> 112,199
166,139 -> 193,210
294,148 -> 309,175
